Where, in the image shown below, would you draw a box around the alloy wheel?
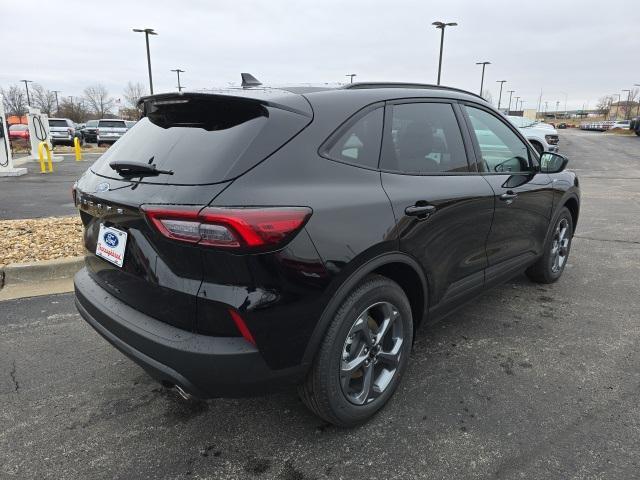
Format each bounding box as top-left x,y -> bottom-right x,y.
340,301 -> 404,405
551,218 -> 570,273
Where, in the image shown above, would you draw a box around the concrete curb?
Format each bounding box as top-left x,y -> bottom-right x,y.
1,256 -> 84,289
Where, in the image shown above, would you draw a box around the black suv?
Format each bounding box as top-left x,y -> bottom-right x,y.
73,83 -> 580,426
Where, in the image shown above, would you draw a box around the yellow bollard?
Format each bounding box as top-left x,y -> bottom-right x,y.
37,141 -> 53,173
74,137 -> 82,161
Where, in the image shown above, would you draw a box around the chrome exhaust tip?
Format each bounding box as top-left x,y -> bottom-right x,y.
174,385 -> 193,401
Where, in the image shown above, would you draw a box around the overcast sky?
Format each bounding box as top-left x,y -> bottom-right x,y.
2,0 -> 639,111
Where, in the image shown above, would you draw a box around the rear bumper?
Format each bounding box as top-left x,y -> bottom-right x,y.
74,268 -> 304,397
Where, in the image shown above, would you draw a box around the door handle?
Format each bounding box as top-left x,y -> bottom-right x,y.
499,191 -> 518,202
405,204 -> 436,217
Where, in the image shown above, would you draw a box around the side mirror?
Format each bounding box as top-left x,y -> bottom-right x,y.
540,152 -> 569,173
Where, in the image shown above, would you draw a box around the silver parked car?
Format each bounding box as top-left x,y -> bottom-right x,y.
48,118 -> 77,146
96,119 -> 128,144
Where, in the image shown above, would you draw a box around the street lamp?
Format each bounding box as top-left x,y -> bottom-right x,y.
622,89 -> 632,120
20,79 -> 33,107
346,74 -> 357,84
514,96 -> 520,113
432,21 -> 457,85
507,90 -> 515,114
555,100 -> 560,119
52,90 -> 61,114
133,28 -> 158,94
476,62 -> 491,96
496,80 -> 506,109
171,69 -> 185,92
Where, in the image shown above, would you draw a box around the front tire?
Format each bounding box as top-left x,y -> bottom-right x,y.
299,275 -> 413,427
526,207 -> 573,283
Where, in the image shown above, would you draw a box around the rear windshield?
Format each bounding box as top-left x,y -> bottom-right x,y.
86,120 -> 98,127
49,119 -> 68,127
10,124 -> 28,131
90,96 -> 311,185
98,120 -> 126,128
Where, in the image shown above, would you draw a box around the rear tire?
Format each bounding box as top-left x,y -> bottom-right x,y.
299,275 -> 413,427
526,207 -> 573,284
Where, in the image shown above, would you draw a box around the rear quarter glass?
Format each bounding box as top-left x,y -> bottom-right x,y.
89,96 -> 312,185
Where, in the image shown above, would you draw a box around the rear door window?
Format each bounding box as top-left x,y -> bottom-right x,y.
49,120 -> 68,128
381,102 -> 470,173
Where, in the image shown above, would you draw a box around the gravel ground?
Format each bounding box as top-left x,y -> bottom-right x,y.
0,216 -> 83,266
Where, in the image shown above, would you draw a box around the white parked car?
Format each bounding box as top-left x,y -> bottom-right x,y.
507,116 -> 559,154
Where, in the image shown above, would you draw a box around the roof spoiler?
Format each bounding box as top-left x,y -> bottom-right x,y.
241,73 -> 262,88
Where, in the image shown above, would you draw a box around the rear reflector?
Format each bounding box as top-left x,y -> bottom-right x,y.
228,309 -> 256,346
141,205 -> 312,250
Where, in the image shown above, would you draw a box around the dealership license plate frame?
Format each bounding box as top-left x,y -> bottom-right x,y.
96,224 -> 127,267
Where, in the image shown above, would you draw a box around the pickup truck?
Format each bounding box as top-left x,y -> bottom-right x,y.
507,116 -> 559,154
96,119 -> 128,145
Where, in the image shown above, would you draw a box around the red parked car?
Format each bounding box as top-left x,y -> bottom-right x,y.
9,124 -> 30,141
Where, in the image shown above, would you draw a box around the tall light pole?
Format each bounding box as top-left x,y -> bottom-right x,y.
133,28 -> 158,94
514,96 -> 520,113
622,89 -> 632,119
507,90 -> 515,114
520,100 -> 526,112
476,62 -> 491,96
634,84 -> 640,117
555,100 -> 560,119
346,74 -> 357,84
432,21 -> 457,85
496,80 -> 506,109
52,90 -> 61,114
20,79 -> 33,107
171,69 -> 185,92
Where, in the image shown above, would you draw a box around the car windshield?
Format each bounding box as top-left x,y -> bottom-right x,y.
49,120 -> 68,127
98,120 -> 126,128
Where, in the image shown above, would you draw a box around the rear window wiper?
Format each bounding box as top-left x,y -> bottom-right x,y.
109,161 -> 174,177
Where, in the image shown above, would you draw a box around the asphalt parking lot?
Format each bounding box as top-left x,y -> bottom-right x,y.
0,153 -> 100,220
1,129 -> 640,479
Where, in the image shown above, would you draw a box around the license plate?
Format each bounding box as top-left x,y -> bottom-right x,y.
96,224 -> 127,267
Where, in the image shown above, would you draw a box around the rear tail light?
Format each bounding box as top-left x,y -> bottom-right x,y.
141,205 -> 312,250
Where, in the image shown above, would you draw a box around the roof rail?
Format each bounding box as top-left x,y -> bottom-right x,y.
342,82 -> 485,101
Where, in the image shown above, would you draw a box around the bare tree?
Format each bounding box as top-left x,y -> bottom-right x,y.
58,97 -> 90,123
123,81 -> 147,109
31,84 -> 56,116
621,87 -> 640,119
84,84 -> 115,118
1,84 -> 28,116
596,95 -> 613,117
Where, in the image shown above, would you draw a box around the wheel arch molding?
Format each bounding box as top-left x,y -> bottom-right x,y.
301,252 -> 429,367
